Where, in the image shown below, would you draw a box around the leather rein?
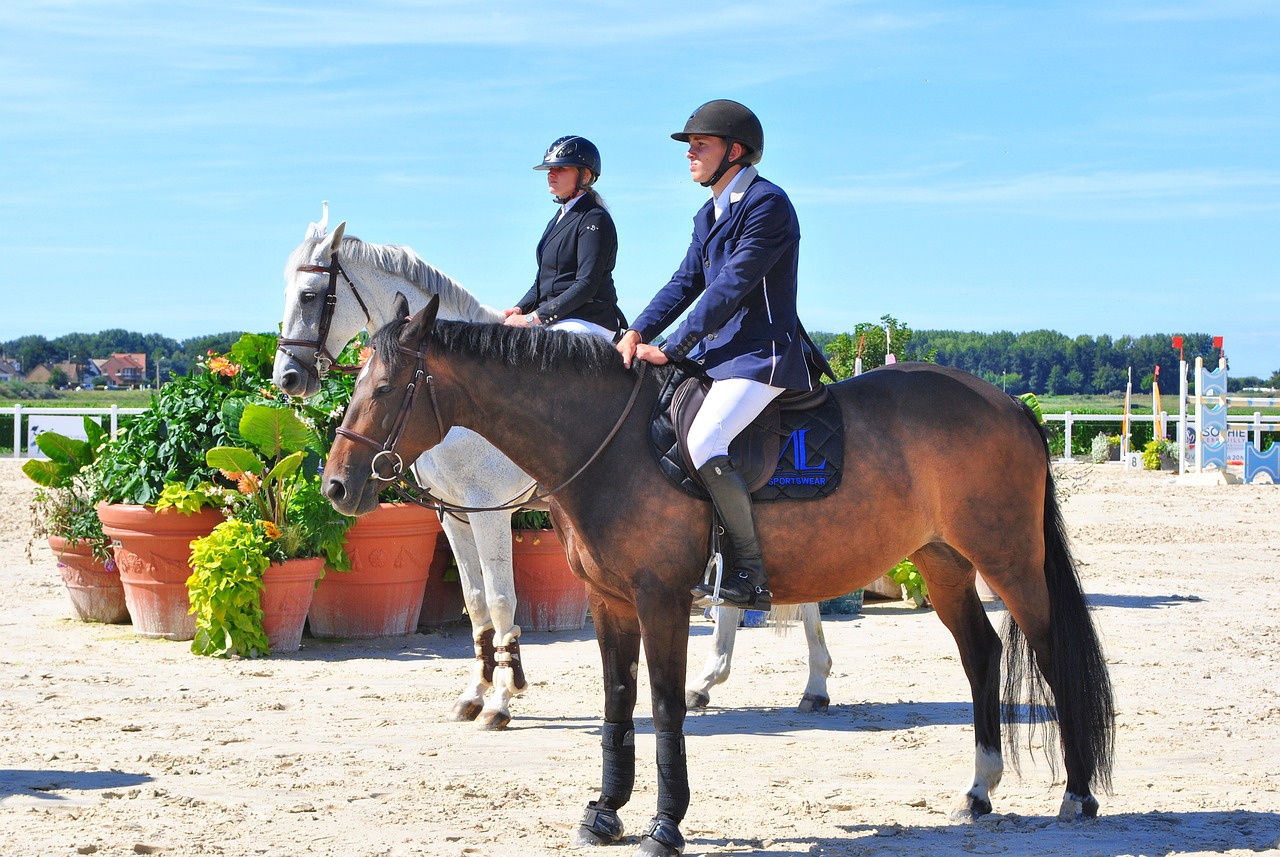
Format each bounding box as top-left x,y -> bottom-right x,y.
277,251 -> 373,380
335,341 -> 649,516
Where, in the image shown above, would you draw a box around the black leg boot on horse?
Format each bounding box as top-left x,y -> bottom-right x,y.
691,455 -> 771,611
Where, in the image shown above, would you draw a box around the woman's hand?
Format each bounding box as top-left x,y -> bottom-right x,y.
503,308 -> 535,327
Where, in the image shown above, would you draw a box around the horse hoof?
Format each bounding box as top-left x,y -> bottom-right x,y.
635,816 -> 684,856
685,690 -> 710,709
477,709 -> 511,731
950,792 -> 993,821
1058,792 -> 1099,820
576,802 -> 623,846
450,700 -> 482,722
796,693 -> 829,713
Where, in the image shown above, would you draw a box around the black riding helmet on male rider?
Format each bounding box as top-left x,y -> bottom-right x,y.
672,99 -> 764,187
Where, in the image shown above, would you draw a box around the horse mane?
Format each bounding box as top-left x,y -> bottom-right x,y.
372,317 -> 633,377
286,232 -> 501,322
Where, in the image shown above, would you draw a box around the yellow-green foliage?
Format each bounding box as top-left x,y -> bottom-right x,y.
187,519 -> 272,658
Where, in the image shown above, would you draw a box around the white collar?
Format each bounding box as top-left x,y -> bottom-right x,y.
712,166 -> 757,221
558,191 -> 587,220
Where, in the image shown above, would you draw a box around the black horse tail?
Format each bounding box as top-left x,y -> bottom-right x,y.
1001,411 -> 1116,794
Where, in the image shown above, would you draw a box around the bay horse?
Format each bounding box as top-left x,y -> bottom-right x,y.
272,207 -> 835,725
322,297 -> 1114,855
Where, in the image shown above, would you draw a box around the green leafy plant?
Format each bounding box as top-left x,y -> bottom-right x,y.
1142,438 -> 1174,471
511,509 -> 552,530
887,558 -> 928,608
186,401 -> 353,658
187,518 -> 274,657
22,419 -> 112,561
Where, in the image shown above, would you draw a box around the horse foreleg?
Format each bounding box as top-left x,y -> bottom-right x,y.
686,606 -> 741,709
796,602 -> 832,713
468,510 -> 522,730
634,591 -> 692,857
915,550 -> 1004,821
440,514 -> 493,722
576,593 -> 642,848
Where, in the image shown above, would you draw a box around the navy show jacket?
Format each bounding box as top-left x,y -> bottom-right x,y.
631,168 -> 812,390
516,192 -> 623,331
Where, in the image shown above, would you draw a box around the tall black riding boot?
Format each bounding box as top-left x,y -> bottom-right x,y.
691,455 -> 771,610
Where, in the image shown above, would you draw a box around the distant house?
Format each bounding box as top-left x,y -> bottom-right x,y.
24,359 -> 101,387
0,358 -> 22,382
97,353 -> 148,387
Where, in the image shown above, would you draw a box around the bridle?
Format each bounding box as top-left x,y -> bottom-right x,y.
277,250 -> 373,381
335,337 -> 649,515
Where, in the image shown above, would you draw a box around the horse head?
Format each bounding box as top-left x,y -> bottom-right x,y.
273,214 -> 363,398
322,294 -> 448,516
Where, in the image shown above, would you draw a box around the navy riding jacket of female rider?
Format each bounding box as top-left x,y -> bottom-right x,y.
514,193 -> 624,331
630,167 -> 813,391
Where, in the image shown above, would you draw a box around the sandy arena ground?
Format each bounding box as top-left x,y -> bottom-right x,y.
1,458 -> 1278,857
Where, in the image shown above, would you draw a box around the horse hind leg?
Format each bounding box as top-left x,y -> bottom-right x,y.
795,602 -> 832,713
911,545 -> 1004,820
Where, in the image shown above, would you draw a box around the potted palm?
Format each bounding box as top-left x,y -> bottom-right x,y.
186,400 -> 353,656
23,419 -> 129,624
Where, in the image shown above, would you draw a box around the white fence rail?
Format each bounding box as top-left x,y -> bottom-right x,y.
3,405 -> 149,459
1045,410 -> 1280,462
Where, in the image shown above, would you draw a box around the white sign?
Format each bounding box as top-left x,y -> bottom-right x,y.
27,415 -> 95,459
1226,429 -> 1248,467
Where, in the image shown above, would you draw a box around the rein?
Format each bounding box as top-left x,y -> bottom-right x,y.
339,345 -> 649,516
277,250 -> 373,380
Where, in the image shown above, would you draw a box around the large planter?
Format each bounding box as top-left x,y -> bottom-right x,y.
47,536 -> 130,624
308,503 -> 443,639
512,528 -> 588,631
260,557 -> 325,653
97,503 -> 224,640
417,542 -> 466,628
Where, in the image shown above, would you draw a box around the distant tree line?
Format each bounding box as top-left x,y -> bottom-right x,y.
4,324 -> 1276,395
812,322 -> 1277,394
2,329 -> 262,384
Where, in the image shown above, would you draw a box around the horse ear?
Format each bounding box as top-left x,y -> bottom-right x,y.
402,294 -> 441,348
392,292 -> 411,321
326,221 -> 346,255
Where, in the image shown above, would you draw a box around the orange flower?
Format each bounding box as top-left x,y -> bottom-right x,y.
220,470 -> 259,494
207,356 -> 241,377
262,521 -> 281,540
357,346 -> 373,367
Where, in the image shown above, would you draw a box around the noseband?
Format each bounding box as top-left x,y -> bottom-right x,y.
277,250 -> 373,380
334,343 -> 448,483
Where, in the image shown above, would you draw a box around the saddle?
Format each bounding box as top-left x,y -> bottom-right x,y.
650,367 -> 844,502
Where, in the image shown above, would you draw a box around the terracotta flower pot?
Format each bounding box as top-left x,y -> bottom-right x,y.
260,557 -> 325,653
97,503 -> 224,641
308,503 -> 443,639
512,528 -> 588,631
417,542 -> 466,628
47,536 -> 130,624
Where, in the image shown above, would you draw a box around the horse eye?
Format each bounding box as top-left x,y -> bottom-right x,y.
299,291 -> 317,304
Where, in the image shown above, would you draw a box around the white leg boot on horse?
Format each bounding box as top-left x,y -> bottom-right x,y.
690,455 -> 771,611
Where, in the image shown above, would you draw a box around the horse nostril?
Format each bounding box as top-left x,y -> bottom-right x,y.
324,478 -> 345,503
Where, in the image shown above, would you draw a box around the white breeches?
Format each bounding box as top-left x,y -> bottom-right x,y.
547,318 -> 616,340
687,377 -> 785,469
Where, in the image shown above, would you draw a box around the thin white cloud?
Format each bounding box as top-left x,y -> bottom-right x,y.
794,167 -> 1280,218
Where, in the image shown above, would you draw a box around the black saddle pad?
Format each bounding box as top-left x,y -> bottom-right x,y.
649,367 -> 843,502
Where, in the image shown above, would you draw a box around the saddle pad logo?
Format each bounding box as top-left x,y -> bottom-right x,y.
769,428 -> 830,488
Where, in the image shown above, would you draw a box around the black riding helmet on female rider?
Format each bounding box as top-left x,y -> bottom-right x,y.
534,135 -> 601,201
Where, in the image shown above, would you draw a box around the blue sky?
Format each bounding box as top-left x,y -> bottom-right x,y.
3,1 -> 1277,377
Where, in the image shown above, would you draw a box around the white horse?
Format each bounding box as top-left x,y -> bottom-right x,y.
272,206 -> 836,725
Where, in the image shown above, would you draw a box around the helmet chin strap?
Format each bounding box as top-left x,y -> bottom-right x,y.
700,143 -> 744,188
